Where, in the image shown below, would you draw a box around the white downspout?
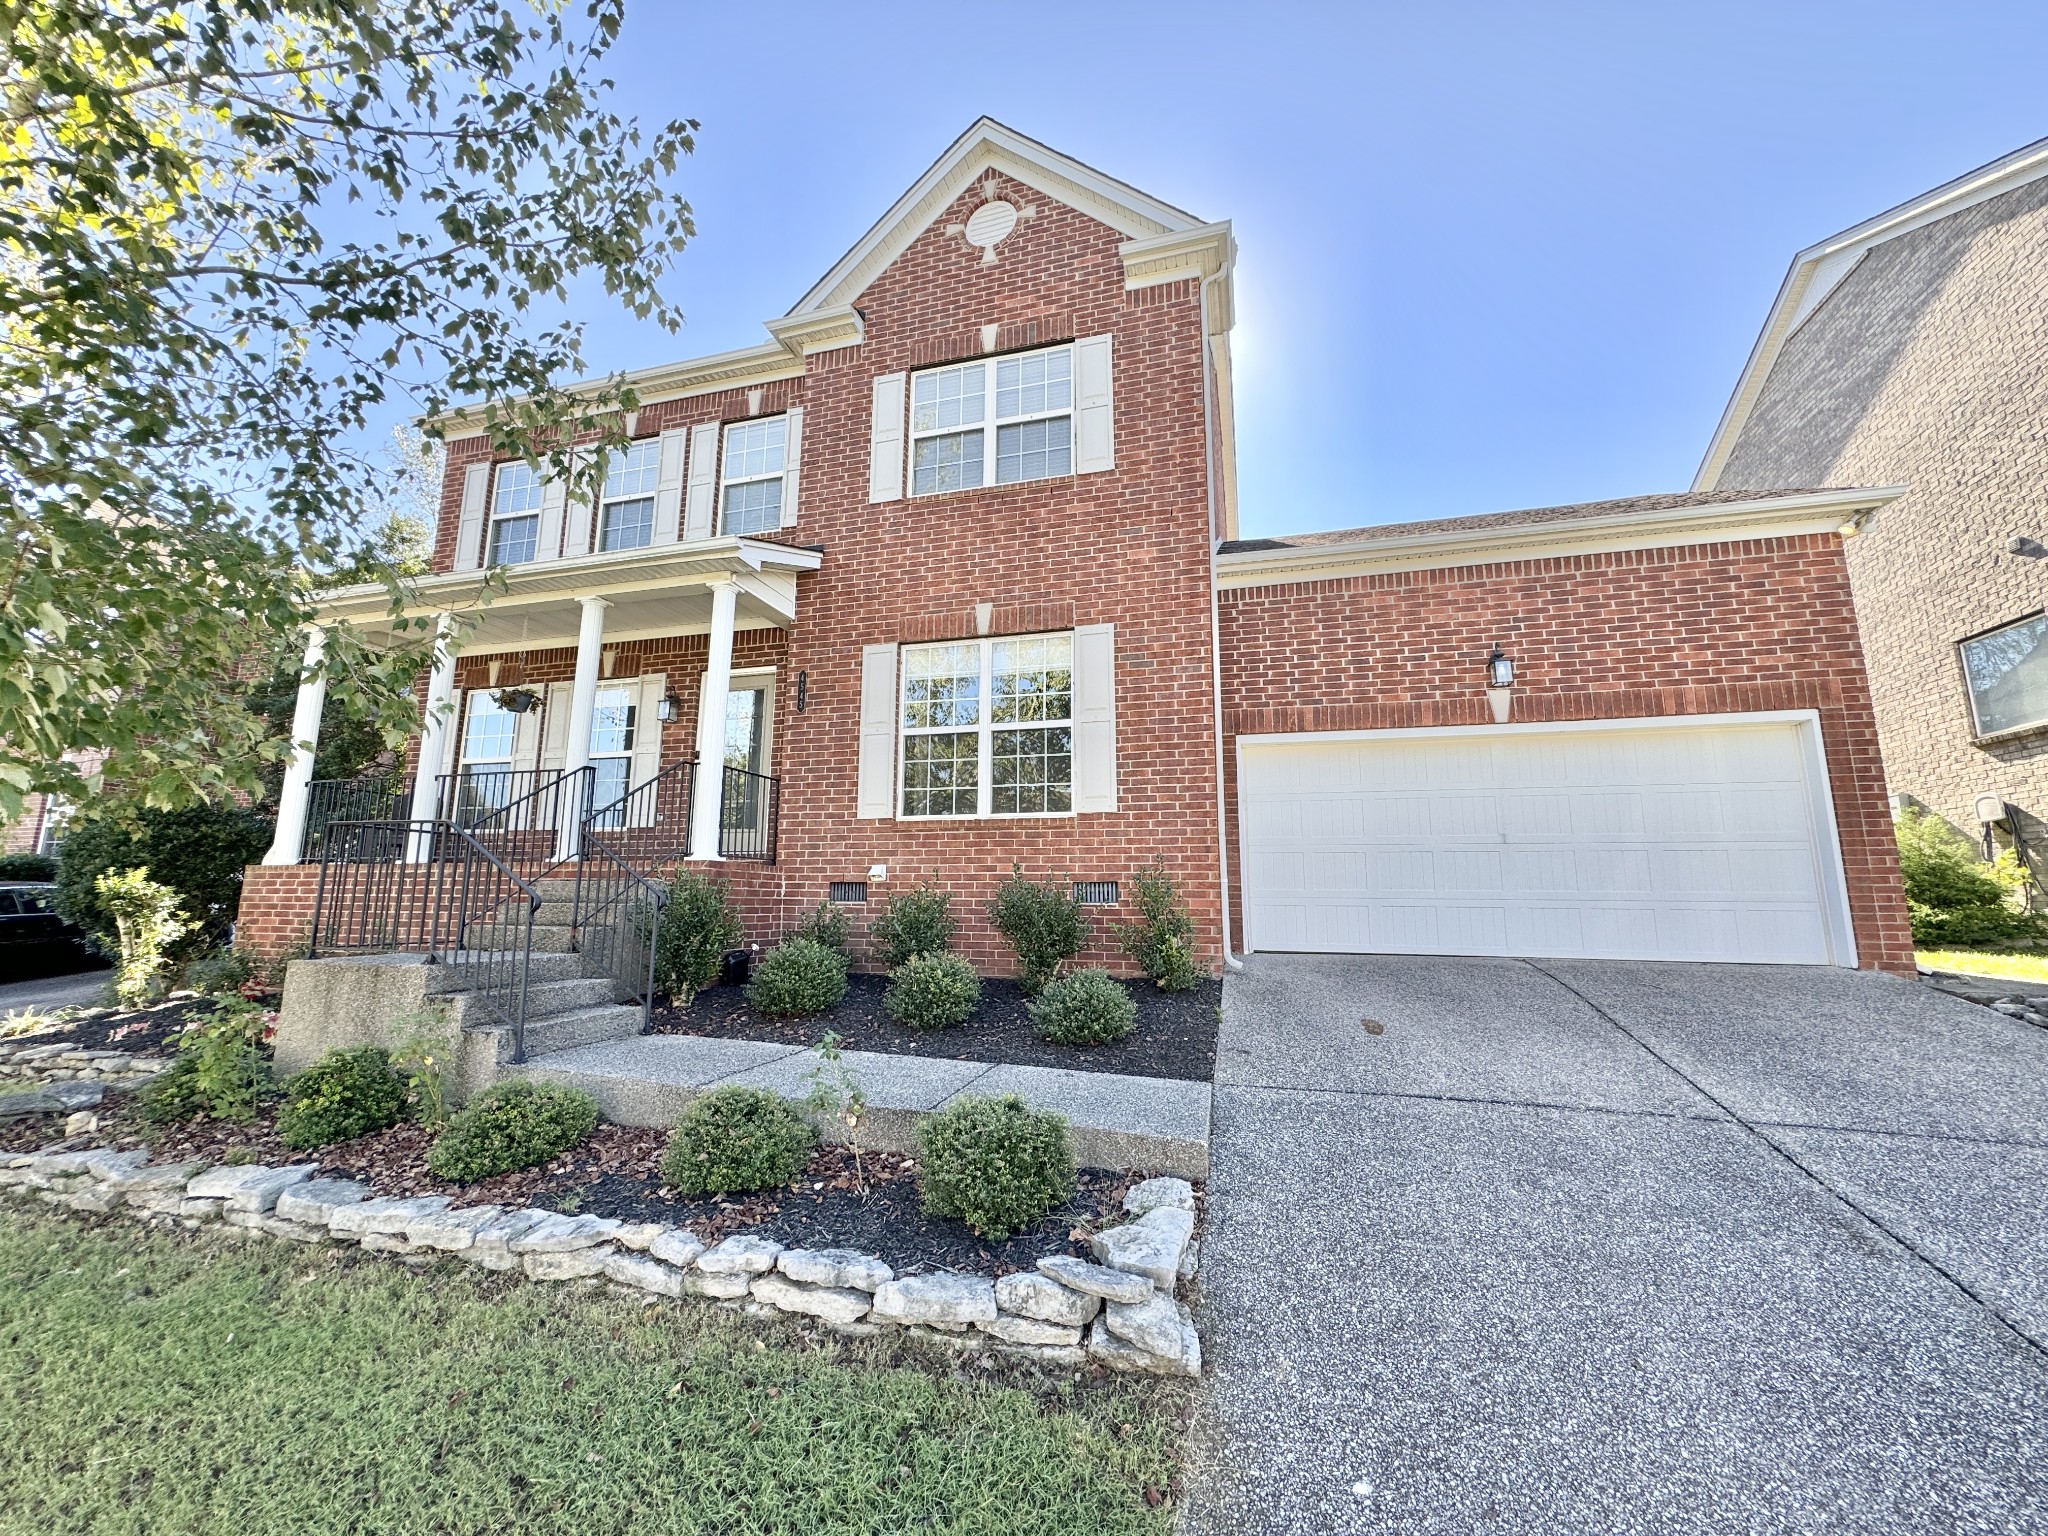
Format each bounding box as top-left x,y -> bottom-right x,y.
1199,277 -> 1243,973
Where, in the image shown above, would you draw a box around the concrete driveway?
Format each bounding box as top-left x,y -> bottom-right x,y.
1182,955 -> 2048,1535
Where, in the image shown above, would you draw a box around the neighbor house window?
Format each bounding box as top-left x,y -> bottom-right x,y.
489,462 -> 544,565
1960,614 -> 2048,737
598,440 -> 660,552
899,632 -> 1072,818
910,343 -> 1072,496
720,416 -> 786,535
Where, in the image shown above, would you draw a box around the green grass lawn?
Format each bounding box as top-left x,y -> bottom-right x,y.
0,1210 -> 1186,1536
1916,948 -> 2048,984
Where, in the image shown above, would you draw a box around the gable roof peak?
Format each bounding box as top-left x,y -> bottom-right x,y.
787,117 -> 1210,317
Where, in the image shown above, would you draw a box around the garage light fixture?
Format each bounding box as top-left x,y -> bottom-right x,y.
1487,647 -> 1514,688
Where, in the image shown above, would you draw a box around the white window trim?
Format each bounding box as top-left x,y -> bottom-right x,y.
897,631 -> 1075,821
596,440 -> 661,553
718,415 -> 789,536
488,461 -> 543,566
908,342 -> 1074,498
1958,612 -> 2048,741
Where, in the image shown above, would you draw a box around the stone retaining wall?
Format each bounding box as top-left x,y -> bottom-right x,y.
0,1041 -> 167,1087
0,1153 -> 1202,1377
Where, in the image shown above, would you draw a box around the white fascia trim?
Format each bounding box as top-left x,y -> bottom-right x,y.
788,117 -> 1204,316
314,536 -> 822,623
1214,488 -> 1905,590
1234,708 -> 1859,968
1696,135 -> 2048,490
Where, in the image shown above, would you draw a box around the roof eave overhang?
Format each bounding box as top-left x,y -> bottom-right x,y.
1214,488 -> 1906,591
314,537 -> 824,624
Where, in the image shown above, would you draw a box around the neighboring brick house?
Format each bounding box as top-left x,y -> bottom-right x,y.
2,793 -> 66,858
1698,136 -> 2048,855
240,119 -> 1914,976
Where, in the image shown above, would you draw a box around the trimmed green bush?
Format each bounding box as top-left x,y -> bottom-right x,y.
425,1081 -> 598,1182
278,1048 -> 407,1149
660,1085 -> 815,1196
54,802 -> 270,959
916,1094 -> 1075,1240
869,883 -> 956,968
788,900 -> 852,957
747,937 -> 848,1017
653,868 -> 743,1005
0,852 -> 56,881
986,865 -> 1088,994
884,951 -> 982,1032
1897,808 -> 2046,947
1118,862 -> 1200,991
1028,967 -> 1137,1046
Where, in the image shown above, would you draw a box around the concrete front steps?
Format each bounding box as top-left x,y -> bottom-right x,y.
511,1034 -> 1213,1179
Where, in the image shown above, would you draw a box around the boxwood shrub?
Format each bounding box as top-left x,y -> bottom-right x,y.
869,883 -> 957,968
277,1047 -> 407,1149
916,1094 -> 1075,1240
1027,966 -> 1137,1046
425,1081 -> 599,1182
747,937 -> 848,1017
661,1085 -> 815,1196
884,951 -> 982,1032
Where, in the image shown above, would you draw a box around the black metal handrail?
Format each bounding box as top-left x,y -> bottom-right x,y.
434,765 -> 593,871
302,775 -> 413,862
572,757 -> 695,1022
719,763 -> 779,863
307,818 -> 543,1063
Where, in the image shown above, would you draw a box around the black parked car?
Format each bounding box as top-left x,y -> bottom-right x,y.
0,882 -> 106,981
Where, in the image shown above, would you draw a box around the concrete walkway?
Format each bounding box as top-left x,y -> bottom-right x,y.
517,1033 -> 1211,1177
1182,954 -> 2048,1535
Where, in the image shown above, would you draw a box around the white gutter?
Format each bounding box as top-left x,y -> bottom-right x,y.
1200,277 -> 1243,973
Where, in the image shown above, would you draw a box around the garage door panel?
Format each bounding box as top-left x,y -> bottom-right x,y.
1240,720 -> 1844,965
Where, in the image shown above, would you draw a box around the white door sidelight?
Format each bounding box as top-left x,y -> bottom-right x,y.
1237,713 -> 1857,966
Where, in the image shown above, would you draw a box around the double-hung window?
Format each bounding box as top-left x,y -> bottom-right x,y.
910,344 -> 1072,496
598,441 -> 660,552
720,417 -> 787,535
1960,613 -> 2048,737
586,684 -> 638,820
488,462 -> 544,565
899,633 -> 1073,818
457,693 -> 518,821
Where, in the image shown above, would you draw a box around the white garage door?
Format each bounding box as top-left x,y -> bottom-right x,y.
1239,716 -> 1854,965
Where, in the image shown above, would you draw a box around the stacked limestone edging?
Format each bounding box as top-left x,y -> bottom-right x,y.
0,1041 -> 168,1088
0,1153 -> 1202,1377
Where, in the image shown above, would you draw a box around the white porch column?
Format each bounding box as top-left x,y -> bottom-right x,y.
688,578 -> 741,861
262,624 -> 328,865
557,595 -> 609,859
405,613 -> 459,860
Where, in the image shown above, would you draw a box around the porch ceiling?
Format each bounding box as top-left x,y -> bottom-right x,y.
313,537 -> 822,652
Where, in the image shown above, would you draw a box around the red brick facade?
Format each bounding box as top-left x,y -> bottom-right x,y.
1217,534 -> 1916,973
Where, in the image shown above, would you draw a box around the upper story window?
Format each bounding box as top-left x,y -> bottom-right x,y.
899,632 -> 1073,818
1961,613 -> 2048,738
488,462 -> 544,565
720,417 -> 787,536
598,440 -> 660,552
911,344 -> 1072,497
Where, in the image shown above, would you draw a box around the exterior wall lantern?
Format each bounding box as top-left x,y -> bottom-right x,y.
1486,646 -> 1514,723
656,691 -> 683,725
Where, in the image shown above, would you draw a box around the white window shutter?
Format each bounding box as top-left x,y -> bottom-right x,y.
856,643 -> 899,818
1071,623 -> 1117,812
869,372 -> 906,503
561,448 -> 593,558
1074,335 -> 1115,475
513,691 -> 545,772
685,422 -> 720,541
537,466 -> 567,561
628,673 -> 666,823
539,682 -> 574,773
779,407 -> 803,529
653,428 -> 687,543
454,464 -> 489,571
439,689 -> 466,778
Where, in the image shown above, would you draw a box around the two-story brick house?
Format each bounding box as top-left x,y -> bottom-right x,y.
238,119 -> 1915,982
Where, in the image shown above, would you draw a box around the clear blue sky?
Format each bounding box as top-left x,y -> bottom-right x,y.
541,0 -> 2048,540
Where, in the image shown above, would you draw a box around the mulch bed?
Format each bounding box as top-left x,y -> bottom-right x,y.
16,1101 -> 1184,1277
0,993 -> 210,1057
650,972 -> 1220,1083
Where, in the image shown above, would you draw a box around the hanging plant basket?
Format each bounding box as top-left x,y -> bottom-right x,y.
493,686 -> 543,714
